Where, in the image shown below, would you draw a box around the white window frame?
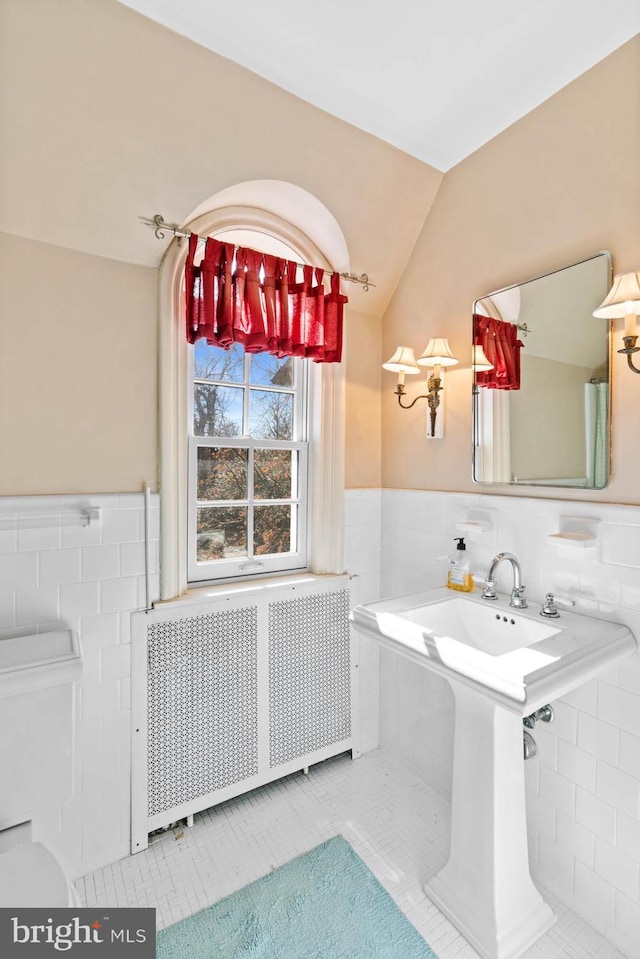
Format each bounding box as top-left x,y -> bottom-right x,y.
187,347 -> 309,583
158,205 -> 346,601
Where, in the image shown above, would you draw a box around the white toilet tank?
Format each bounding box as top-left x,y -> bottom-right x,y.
0,842 -> 80,907
0,629 -> 82,822
0,629 -> 82,905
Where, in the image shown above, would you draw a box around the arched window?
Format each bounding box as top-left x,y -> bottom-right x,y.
159,196 -> 348,599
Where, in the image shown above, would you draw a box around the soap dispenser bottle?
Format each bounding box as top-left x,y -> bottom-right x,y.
447,537 -> 474,592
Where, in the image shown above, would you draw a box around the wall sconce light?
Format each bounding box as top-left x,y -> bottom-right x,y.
383,338 -> 458,438
593,271 -> 640,374
472,344 -> 494,372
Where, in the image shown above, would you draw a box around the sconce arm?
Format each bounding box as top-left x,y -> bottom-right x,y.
395,387 -> 429,410
619,335 -> 640,374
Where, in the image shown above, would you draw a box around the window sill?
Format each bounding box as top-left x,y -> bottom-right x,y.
155,570 -> 349,611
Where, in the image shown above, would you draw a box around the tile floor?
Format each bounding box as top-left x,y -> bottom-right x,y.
77,749 -> 628,959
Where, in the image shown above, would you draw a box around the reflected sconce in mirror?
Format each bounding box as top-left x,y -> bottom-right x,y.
472,345 -> 494,373
383,338 -> 458,438
593,271 -> 640,374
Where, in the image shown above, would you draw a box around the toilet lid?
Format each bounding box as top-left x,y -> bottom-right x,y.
0,842 -> 71,907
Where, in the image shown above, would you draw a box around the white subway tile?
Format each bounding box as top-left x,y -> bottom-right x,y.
598,682 -> 640,738
81,545 -> 120,581
0,529 -> 17,553
17,526 -> 61,551
80,680 -> 121,721
39,548 -> 81,586
537,835 -> 575,891
549,700 -> 578,744
60,582 -> 100,620
101,644 -> 130,682
594,837 -> 640,900
539,765 -> 575,817
0,551 -> 37,588
100,577 -> 139,614
0,590 -> 15,629
601,524 -> 640,568
596,759 -> 640,819
101,509 -> 140,545
80,613 -> 119,649
61,524 -> 101,548
101,710 -> 132,751
118,612 -> 131,645
615,891 -> 640,945
575,787 -> 616,844
577,712 -> 619,763
525,792 -> 556,841
119,542 -> 146,577
616,811 -> 640,862
616,652 -> 640,694
619,732 -> 640,780
556,810 -> 594,867
559,679 -> 597,715
558,740 -> 597,792
574,861 -> 616,928
15,586 -> 60,627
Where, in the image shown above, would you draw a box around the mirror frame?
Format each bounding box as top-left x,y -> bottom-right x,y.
471,252 -> 612,490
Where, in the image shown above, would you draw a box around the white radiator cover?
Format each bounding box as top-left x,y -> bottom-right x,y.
131,574 -> 355,852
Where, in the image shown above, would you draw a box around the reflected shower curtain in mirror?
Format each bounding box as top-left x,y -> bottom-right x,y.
184,233 -> 347,363
474,315 -> 523,390
585,381 -> 608,488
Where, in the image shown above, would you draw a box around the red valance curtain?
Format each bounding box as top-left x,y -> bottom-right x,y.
184,234 -> 347,363
473,314 -> 523,390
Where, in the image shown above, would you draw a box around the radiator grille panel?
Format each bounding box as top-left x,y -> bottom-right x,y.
269,588 -> 351,767
146,607 -> 258,817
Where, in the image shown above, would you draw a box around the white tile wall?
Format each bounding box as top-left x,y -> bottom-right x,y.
344,489 -> 382,756
0,492 -> 159,879
346,488 -> 640,958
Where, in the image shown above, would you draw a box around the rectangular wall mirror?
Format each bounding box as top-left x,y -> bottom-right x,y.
472,252 -> 612,489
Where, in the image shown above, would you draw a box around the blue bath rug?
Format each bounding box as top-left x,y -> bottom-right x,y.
156,835 -> 438,958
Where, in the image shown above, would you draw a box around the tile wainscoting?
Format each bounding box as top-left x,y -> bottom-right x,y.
344,487 -> 640,957
0,493 -> 160,878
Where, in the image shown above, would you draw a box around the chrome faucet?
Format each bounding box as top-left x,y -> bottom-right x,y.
481,551 -> 528,608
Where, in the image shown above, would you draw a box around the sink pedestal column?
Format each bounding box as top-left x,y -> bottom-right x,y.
425,679 -> 555,959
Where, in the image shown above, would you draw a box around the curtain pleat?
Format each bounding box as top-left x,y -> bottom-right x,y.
473,314 -> 523,390
185,234 -> 347,363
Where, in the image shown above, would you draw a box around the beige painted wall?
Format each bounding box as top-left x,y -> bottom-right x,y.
508,356 -> 592,482
0,0 -> 440,495
382,35 -> 640,504
0,233 -> 157,494
344,309 -> 382,488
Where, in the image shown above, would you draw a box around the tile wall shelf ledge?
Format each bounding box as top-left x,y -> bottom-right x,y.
456,508 -> 497,544
0,508 -> 101,531
548,517 -> 600,556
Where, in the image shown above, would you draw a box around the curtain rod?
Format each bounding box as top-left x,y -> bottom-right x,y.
140,214 -> 375,291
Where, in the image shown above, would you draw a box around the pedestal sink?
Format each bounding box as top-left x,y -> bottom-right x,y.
350,586 -> 636,959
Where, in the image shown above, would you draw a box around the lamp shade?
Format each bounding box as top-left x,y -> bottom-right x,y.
593,272 -> 640,318
417,337 -> 459,367
472,345 -> 494,371
382,345 -> 420,374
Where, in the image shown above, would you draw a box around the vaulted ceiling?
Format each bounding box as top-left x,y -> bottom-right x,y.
116,0 -> 640,171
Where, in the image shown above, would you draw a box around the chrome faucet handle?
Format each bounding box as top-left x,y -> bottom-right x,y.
481,579 -> 498,601
540,593 -> 560,618
510,585 -> 527,609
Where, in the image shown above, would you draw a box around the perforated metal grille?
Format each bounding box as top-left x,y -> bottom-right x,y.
268,588 -> 351,767
146,607 -> 258,816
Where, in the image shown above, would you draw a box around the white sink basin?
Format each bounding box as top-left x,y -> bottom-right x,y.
351,586 -> 636,713
351,587 -> 637,959
399,597 -> 561,655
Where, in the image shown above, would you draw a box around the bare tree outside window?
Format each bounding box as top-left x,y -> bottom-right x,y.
192,344 -> 302,569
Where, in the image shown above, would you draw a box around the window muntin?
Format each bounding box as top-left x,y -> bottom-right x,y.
188,341 -> 308,582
